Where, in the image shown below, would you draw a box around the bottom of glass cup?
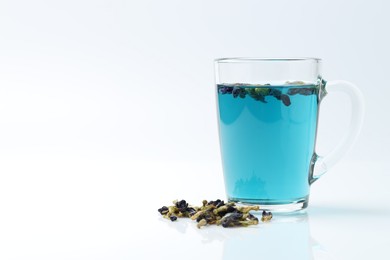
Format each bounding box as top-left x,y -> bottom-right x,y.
228,196 -> 309,213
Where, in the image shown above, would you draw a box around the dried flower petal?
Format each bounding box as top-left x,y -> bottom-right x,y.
158,206 -> 169,215
220,212 -> 244,228
281,94 -> 291,106
175,200 -> 188,210
261,210 -> 273,222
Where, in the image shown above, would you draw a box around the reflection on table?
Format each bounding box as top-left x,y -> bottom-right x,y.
222,212 -> 336,260
163,211 -> 337,260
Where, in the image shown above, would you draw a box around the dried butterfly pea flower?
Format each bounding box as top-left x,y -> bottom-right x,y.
300,88 -> 316,95
207,199 -> 225,208
174,199 -> 188,211
170,215 -> 178,221
219,212 -> 244,227
171,199 -> 197,217
191,205 -> 217,221
281,94 -> 291,106
195,210 -> 213,222
247,213 -> 259,223
220,213 -> 258,227
160,206 -> 179,221
168,206 -> 177,214
287,88 -> 316,96
195,210 -> 219,229
232,87 -> 247,98
239,90 -> 246,99
158,199 -> 271,227
261,210 -> 273,222
232,87 -> 240,98
162,213 -> 177,221
186,207 -> 197,217
218,85 -> 234,94
269,89 -> 282,100
217,206 -> 260,228
158,206 -> 169,215
218,210 -> 260,228
254,87 -> 270,96
247,88 -> 267,103
190,209 -> 207,221
158,200 -> 196,221
213,203 -> 236,217
287,88 -> 301,95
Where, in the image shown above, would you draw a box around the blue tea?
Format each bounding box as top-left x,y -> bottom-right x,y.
217,84 -> 319,205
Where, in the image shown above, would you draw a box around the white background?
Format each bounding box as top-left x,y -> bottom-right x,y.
0,0 -> 389,259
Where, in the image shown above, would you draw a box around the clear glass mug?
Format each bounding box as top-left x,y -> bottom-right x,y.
214,58 -> 364,212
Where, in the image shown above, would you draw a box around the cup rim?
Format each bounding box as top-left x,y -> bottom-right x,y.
215,57 -> 321,63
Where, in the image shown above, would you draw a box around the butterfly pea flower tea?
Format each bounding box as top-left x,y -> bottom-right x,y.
215,58 -> 364,212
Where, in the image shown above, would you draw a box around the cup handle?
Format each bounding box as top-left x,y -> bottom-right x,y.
310,80 -> 365,184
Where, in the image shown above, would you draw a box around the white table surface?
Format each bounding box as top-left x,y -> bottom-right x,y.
0,154 -> 388,260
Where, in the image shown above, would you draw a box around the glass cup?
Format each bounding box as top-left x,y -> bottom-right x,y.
214,58 -> 364,212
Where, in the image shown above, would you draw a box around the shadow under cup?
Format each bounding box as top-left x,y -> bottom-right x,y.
215,58 -> 324,212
